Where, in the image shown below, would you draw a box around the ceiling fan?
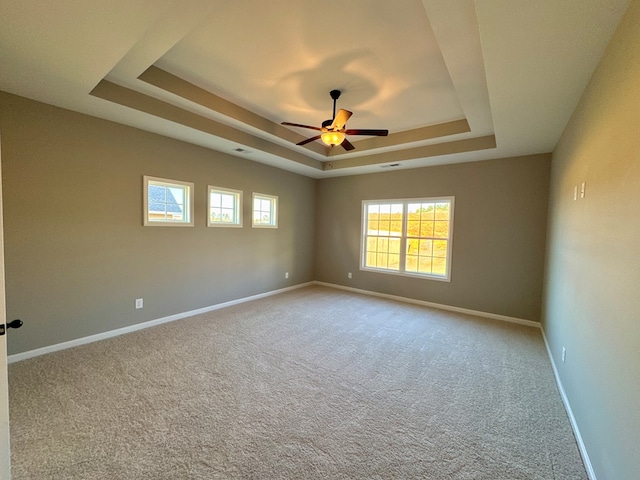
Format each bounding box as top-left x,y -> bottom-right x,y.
282,90 -> 389,151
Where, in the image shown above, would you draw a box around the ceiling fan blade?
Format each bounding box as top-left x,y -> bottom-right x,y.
296,135 -> 322,146
341,138 -> 355,151
282,122 -> 322,132
331,109 -> 353,129
344,129 -> 389,136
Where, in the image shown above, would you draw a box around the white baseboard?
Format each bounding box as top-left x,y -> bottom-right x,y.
8,282 -> 314,364
540,329 -> 597,480
313,281 -> 541,328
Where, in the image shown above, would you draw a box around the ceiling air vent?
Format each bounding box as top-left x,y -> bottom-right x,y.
380,163 -> 400,169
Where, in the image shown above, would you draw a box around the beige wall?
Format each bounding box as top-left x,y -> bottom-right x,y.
0,92 -> 316,355
315,155 -> 551,321
543,1 -> 640,479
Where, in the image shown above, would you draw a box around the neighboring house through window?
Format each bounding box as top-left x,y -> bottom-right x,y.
143,176 -> 194,226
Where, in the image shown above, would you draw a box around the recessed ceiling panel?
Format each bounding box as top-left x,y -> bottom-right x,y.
155,0 -> 465,134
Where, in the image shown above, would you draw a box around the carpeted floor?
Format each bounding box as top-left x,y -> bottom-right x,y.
8,285 -> 587,479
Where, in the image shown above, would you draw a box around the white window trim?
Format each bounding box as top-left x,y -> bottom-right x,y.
360,196 -> 455,282
252,192 -> 278,228
143,175 -> 194,227
207,186 -> 243,228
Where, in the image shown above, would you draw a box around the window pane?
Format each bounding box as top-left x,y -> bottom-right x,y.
419,239 -> 433,256
407,238 -> 419,255
168,187 -> 184,204
434,221 -> 449,238
388,254 -> 400,270
435,203 -> 450,220
420,203 -> 435,220
221,194 -> 234,208
148,185 -> 166,202
420,221 -> 434,237
407,220 -> 420,236
148,202 -> 166,213
432,257 -> 447,275
406,255 -> 418,272
389,238 -> 401,254
379,220 -> 390,236
433,240 -> 448,257
390,220 -> 403,236
407,203 -> 420,214
221,208 -> 234,222
418,257 -> 432,274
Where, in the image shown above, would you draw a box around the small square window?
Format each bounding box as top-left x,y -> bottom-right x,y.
143,176 -> 194,226
252,193 -> 278,228
208,186 -> 243,227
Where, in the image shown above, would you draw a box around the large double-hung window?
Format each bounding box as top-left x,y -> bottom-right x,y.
361,197 -> 454,281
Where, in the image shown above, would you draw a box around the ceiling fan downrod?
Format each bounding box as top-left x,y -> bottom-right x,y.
329,89 -> 341,121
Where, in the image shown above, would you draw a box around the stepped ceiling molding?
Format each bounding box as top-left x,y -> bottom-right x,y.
0,0 -> 630,178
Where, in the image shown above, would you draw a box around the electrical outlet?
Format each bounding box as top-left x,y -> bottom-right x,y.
562,347 -> 566,363
348,272 -> 352,279
285,272 -> 289,279
135,298 -> 143,309
573,185 -> 578,201
580,182 -> 586,198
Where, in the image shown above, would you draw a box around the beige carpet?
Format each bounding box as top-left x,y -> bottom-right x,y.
8,285 -> 587,479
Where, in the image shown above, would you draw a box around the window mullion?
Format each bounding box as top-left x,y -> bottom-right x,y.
399,202 -> 408,273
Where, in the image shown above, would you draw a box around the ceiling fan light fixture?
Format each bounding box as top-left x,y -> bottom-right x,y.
282,90 -> 388,151
321,131 -> 345,146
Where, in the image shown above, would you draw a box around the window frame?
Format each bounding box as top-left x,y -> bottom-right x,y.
143,175 -> 194,227
252,192 -> 278,228
360,196 -> 455,282
207,186 -> 243,228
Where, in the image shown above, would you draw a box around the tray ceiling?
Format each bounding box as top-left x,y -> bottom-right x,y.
0,0 -> 630,178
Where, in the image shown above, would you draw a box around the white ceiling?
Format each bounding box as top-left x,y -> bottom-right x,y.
0,0 -> 630,178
